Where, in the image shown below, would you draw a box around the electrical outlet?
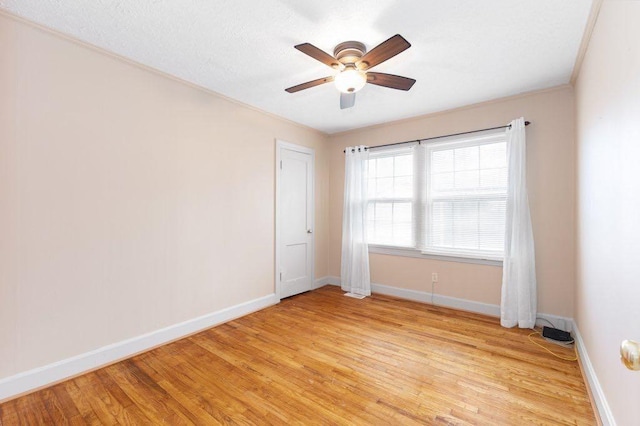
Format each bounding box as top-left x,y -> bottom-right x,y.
431,272 -> 438,283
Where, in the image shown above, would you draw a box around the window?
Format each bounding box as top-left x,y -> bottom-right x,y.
424,136 -> 507,259
367,149 -> 414,247
366,132 -> 507,262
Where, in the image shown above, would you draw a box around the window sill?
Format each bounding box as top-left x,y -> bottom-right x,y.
368,245 -> 503,266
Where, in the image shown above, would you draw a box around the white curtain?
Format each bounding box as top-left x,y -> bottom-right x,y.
341,145 -> 371,296
501,118 -> 537,328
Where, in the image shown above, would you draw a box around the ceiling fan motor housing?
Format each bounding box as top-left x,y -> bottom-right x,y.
334,41 -> 366,65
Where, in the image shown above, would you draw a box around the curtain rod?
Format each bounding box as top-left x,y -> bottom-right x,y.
343,121 -> 531,153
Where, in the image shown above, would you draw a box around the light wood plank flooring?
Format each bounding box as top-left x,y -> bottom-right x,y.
0,286 -> 595,425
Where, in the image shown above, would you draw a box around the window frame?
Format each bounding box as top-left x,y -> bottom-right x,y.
366,147 -> 416,248
366,131 -> 507,266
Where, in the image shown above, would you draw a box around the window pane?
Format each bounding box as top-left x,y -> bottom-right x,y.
367,202 -> 375,220
376,220 -> 392,243
480,168 -> 507,189
453,201 -> 479,249
367,177 -> 377,199
394,176 -> 413,198
375,202 -> 392,220
394,202 -> 412,222
480,142 -> 506,169
432,172 -> 453,192
479,199 -> 506,251
454,170 -> 479,189
376,157 -> 394,177
431,201 -> 453,248
367,202 -> 376,242
376,177 -> 393,198
428,197 -> 505,254
454,146 -> 479,171
368,158 -> 377,178
395,154 -> 413,176
432,150 -> 453,174
393,221 -> 412,246
367,219 -> 376,242
479,142 -> 507,190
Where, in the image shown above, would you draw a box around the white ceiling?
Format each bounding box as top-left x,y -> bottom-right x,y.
1,0 -> 593,134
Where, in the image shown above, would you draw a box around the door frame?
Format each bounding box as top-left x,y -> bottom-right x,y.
275,139 -> 315,300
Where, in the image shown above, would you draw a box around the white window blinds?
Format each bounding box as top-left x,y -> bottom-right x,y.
424,135 -> 507,259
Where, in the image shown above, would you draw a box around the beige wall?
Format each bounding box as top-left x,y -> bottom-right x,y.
328,87 -> 576,318
575,1 -> 640,423
0,13 -> 329,379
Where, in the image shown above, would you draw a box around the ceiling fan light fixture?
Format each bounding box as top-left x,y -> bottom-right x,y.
286,35 -> 414,108
334,67 -> 367,93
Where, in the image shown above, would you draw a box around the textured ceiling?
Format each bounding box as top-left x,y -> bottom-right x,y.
1,0 -> 593,134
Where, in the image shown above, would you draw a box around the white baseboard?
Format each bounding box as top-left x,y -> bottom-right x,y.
372,282 -> 503,317
317,276 -> 570,330
0,293 -> 279,402
313,276 -> 335,289
536,312 -> 574,333
573,322 -> 616,426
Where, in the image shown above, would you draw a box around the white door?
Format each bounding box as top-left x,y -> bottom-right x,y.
276,141 -> 314,299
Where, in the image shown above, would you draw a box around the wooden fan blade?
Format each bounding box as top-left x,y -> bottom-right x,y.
285,76 -> 334,93
340,92 -> 356,109
357,34 -> 411,70
366,72 -> 416,91
295,43 -> 342,69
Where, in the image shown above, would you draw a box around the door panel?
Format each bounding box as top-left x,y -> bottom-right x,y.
283,243 -> 307,281
278,145 -> 314,299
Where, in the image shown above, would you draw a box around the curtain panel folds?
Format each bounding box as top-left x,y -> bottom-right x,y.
500,118 -> 537,328
341,146 -> 371,296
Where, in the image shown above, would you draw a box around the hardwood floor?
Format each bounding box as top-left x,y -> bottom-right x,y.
0,286 -> 595,425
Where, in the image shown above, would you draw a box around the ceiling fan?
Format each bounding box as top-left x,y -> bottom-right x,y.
285,34 -> 416,109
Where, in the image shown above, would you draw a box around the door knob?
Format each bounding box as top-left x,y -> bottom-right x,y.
621,340 -> 640,371
307,229 -> 313,234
